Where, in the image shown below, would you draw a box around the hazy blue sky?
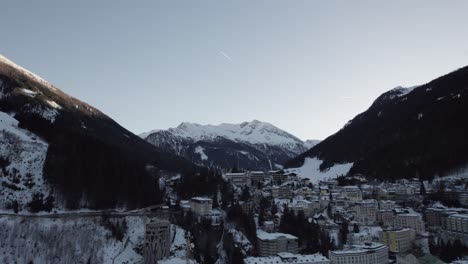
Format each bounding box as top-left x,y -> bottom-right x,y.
2,1 -> 468,140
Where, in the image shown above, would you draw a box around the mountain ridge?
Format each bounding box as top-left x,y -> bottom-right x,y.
142,120 -> 316,170
286,65 -> 468,181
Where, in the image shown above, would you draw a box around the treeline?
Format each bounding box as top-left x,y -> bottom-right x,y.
175,168 -> 223,199
44,129 -> 161,209
429,238 -> 468,263
279,206 -> 335,255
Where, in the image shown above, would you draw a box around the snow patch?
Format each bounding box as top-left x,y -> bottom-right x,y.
194,146 -> 208,161
286,157 -> 353,183
19,88 -> 38,98
46,99 -> 62,110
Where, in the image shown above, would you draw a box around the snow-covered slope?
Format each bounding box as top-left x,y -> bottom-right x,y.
142,120 -> 313,170
0,111 -> 51,211
0,54 -> 196,211
285,157 -> 353,183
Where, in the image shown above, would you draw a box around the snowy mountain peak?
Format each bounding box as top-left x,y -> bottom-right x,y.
143,120 -> 315,170
149,120 -> 304,147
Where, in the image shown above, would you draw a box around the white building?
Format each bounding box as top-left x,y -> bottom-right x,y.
244,252 -> 330,264
257,230 -> 299,256
379,200 -> 396,211
342,186 -> 363,201
143,218 -> 171,264
351,200 -> 378,225
394,209 -> 425,234
190,197 -> 212,216
225,172 -> 251,187
329,242 -> 388,264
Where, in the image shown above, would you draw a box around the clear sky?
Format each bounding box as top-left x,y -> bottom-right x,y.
2,1 -> 468,140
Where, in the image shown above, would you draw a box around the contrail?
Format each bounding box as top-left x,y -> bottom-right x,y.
219,51 -> 232,62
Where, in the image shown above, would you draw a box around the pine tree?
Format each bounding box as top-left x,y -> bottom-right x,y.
353,223 -> 360,233
339,222 -> 349,247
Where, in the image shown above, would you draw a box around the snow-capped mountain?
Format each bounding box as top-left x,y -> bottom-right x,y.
286,65 -> 468,182
0,54 -> 195,211
141,120 -> 312,170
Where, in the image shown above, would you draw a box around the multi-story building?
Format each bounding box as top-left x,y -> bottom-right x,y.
190,197 -> 212,216
351,200 -> 378,225
225,172 -> 252,187
342,186 -> 363,201
379,200 -> 396,211
377,210 -> 395,227
250,171 -> 267,185
278,184 -> 293,199
379,228 -> 415,253
143,218 -> 171,264
329,242 -> 388,264
271,171 -> 287,185
257,230 -> 299,256
394,209 -> 425,234
244,252 -> 330,264
446,214 -> 468,234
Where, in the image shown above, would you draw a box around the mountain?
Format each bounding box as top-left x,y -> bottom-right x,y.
0,55 -> 195,211
304,139 -> 321,149
141,120 -> 311,170
286,66 -> 468,182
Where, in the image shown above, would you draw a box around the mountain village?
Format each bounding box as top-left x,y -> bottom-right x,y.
143,167 -> 468,264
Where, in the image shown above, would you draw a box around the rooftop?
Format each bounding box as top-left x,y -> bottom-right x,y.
244,253 -> 329,264
257,230 -> 298,241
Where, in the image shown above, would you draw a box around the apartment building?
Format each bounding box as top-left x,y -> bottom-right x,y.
143,218 -> 171,264
379,228 -> 416,253
394,209 -> 425,234
329,242 -> 388,264
190,197 -> 213,216
244,253 -> 330,264
351,200 -> 378,225
257,230 -> 299,256
224,172 -> 252,187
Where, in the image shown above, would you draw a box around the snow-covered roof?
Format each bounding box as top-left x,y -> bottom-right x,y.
244,253 -> 329,264
330,242 -> 387,255
191,197 -> 212,202
256,230 -> 298,241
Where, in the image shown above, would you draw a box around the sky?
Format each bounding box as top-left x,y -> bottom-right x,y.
2,1 -> 468,140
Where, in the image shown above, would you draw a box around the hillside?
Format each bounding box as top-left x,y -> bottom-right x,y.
141,120 -> 313,170
286,66 -> 468,181
0,55 -> 195,210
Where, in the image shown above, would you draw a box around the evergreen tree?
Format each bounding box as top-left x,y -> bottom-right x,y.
353,223 -> 360,233
339,222 -> 349,247
420,182 -> 426,195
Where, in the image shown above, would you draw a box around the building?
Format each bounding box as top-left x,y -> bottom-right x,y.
271,171 -> 287,184
377,210 -> 395,227
143,218 -> 171,264
278,184 -> 293,199
394,209 -> 425,234
329,242 -> 388,264
225,172 -> 251,187
257,230 -> 299,256
244,252 -> 330,264
446,214 -> 468,233
379,200 -> 396,211
351,200 -> 378,225
342,186 -> 363,201
251,171 -> 267,185
190,197 -> 212,216
379,228 -> 416,253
